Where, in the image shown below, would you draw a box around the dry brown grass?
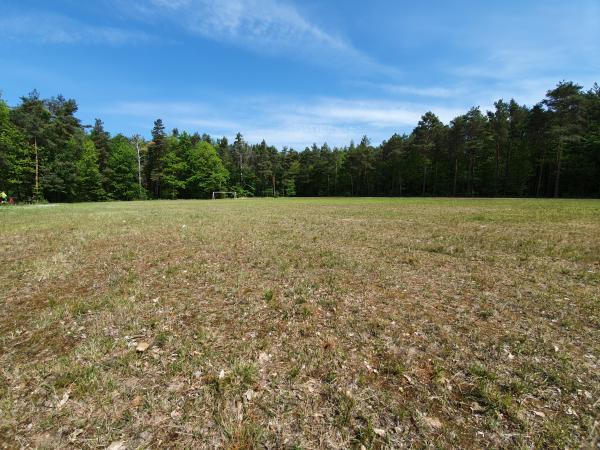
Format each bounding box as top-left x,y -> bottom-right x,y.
1,198 -> 599,449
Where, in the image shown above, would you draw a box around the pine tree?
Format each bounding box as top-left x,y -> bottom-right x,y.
412,112 -> 445,195
162,135 -> 187,199
543,82 -> 585,197
43,96 -> 84,202
487,101 -> 510,196
146,119 -> 166,198
9,90 -> 51,199
90,119 -> 112,189
232,132 -> 248,189
76,139 -> 105,201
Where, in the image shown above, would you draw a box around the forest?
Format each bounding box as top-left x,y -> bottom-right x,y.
1,80 -> 599,202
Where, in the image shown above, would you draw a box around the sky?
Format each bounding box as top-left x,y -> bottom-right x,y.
1,0 -> 599,149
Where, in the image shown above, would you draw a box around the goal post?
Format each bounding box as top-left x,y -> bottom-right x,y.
212,191 -> 238,199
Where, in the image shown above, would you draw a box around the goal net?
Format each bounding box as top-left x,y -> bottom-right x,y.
212,191 -> 238,199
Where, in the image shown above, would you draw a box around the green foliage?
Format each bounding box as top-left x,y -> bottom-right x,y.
146,119 -> 166,198
0,99 -> 34,200
162,148 -> 186,199
1,81 -> 599,202
263,289 -> 274,301
183,141 -> 229,198
285,177 -> 296,196
90,119 -> 110,162
42,138 -> 80,202
76,139 -> 105,201
107,135 -> 142,200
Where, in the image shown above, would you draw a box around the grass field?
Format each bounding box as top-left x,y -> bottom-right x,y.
1,198 -> 599,449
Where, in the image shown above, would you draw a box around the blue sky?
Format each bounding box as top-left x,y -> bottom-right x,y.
1,0 -> 599,149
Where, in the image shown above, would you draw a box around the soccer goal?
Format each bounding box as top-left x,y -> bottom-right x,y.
212,191 -> 237,199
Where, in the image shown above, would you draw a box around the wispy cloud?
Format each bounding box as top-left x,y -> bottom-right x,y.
382,85 -> 462,99
111,0 -> 398,75
101,96 -> 464,149
352,81 -> 466,99
441,1 -> 600,106
106,101 -> 212,116
7,0 -> 595,150
0,12 -> 151,45
295,99 -> 461,128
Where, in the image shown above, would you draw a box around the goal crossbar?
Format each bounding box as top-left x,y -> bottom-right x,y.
212,191 -> 237,199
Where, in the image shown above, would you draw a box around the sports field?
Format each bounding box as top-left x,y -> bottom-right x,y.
1,198 -> 599,448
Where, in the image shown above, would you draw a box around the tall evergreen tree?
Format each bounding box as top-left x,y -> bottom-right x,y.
378,134 -> 406,195
543,82 -> 585,197
90,119 -> 112,189
76,139 -> 105,201
9,90 -> 51,199
487,100 -> 510,195
412,112 -> 445,195
231,132 -> 249,191
162,135 -> 187,199
146,119 -> 166,198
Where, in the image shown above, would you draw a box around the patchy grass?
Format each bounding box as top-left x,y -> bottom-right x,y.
1,197 -> 599,448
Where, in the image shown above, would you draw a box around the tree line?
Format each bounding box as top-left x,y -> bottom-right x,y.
1,81 -> 599,202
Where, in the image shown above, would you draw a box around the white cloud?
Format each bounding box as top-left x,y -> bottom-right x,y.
443,1 -> 599,106
382,85 -> 463,99
22,0 -> 595,149
0,13 -> 151,45
106,101 -> 211,116
101,95 -> 465,149
180,118 -> 243,130
112,0 -> 397,75
293,99 -> 462,128
446,47 -> 599,110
